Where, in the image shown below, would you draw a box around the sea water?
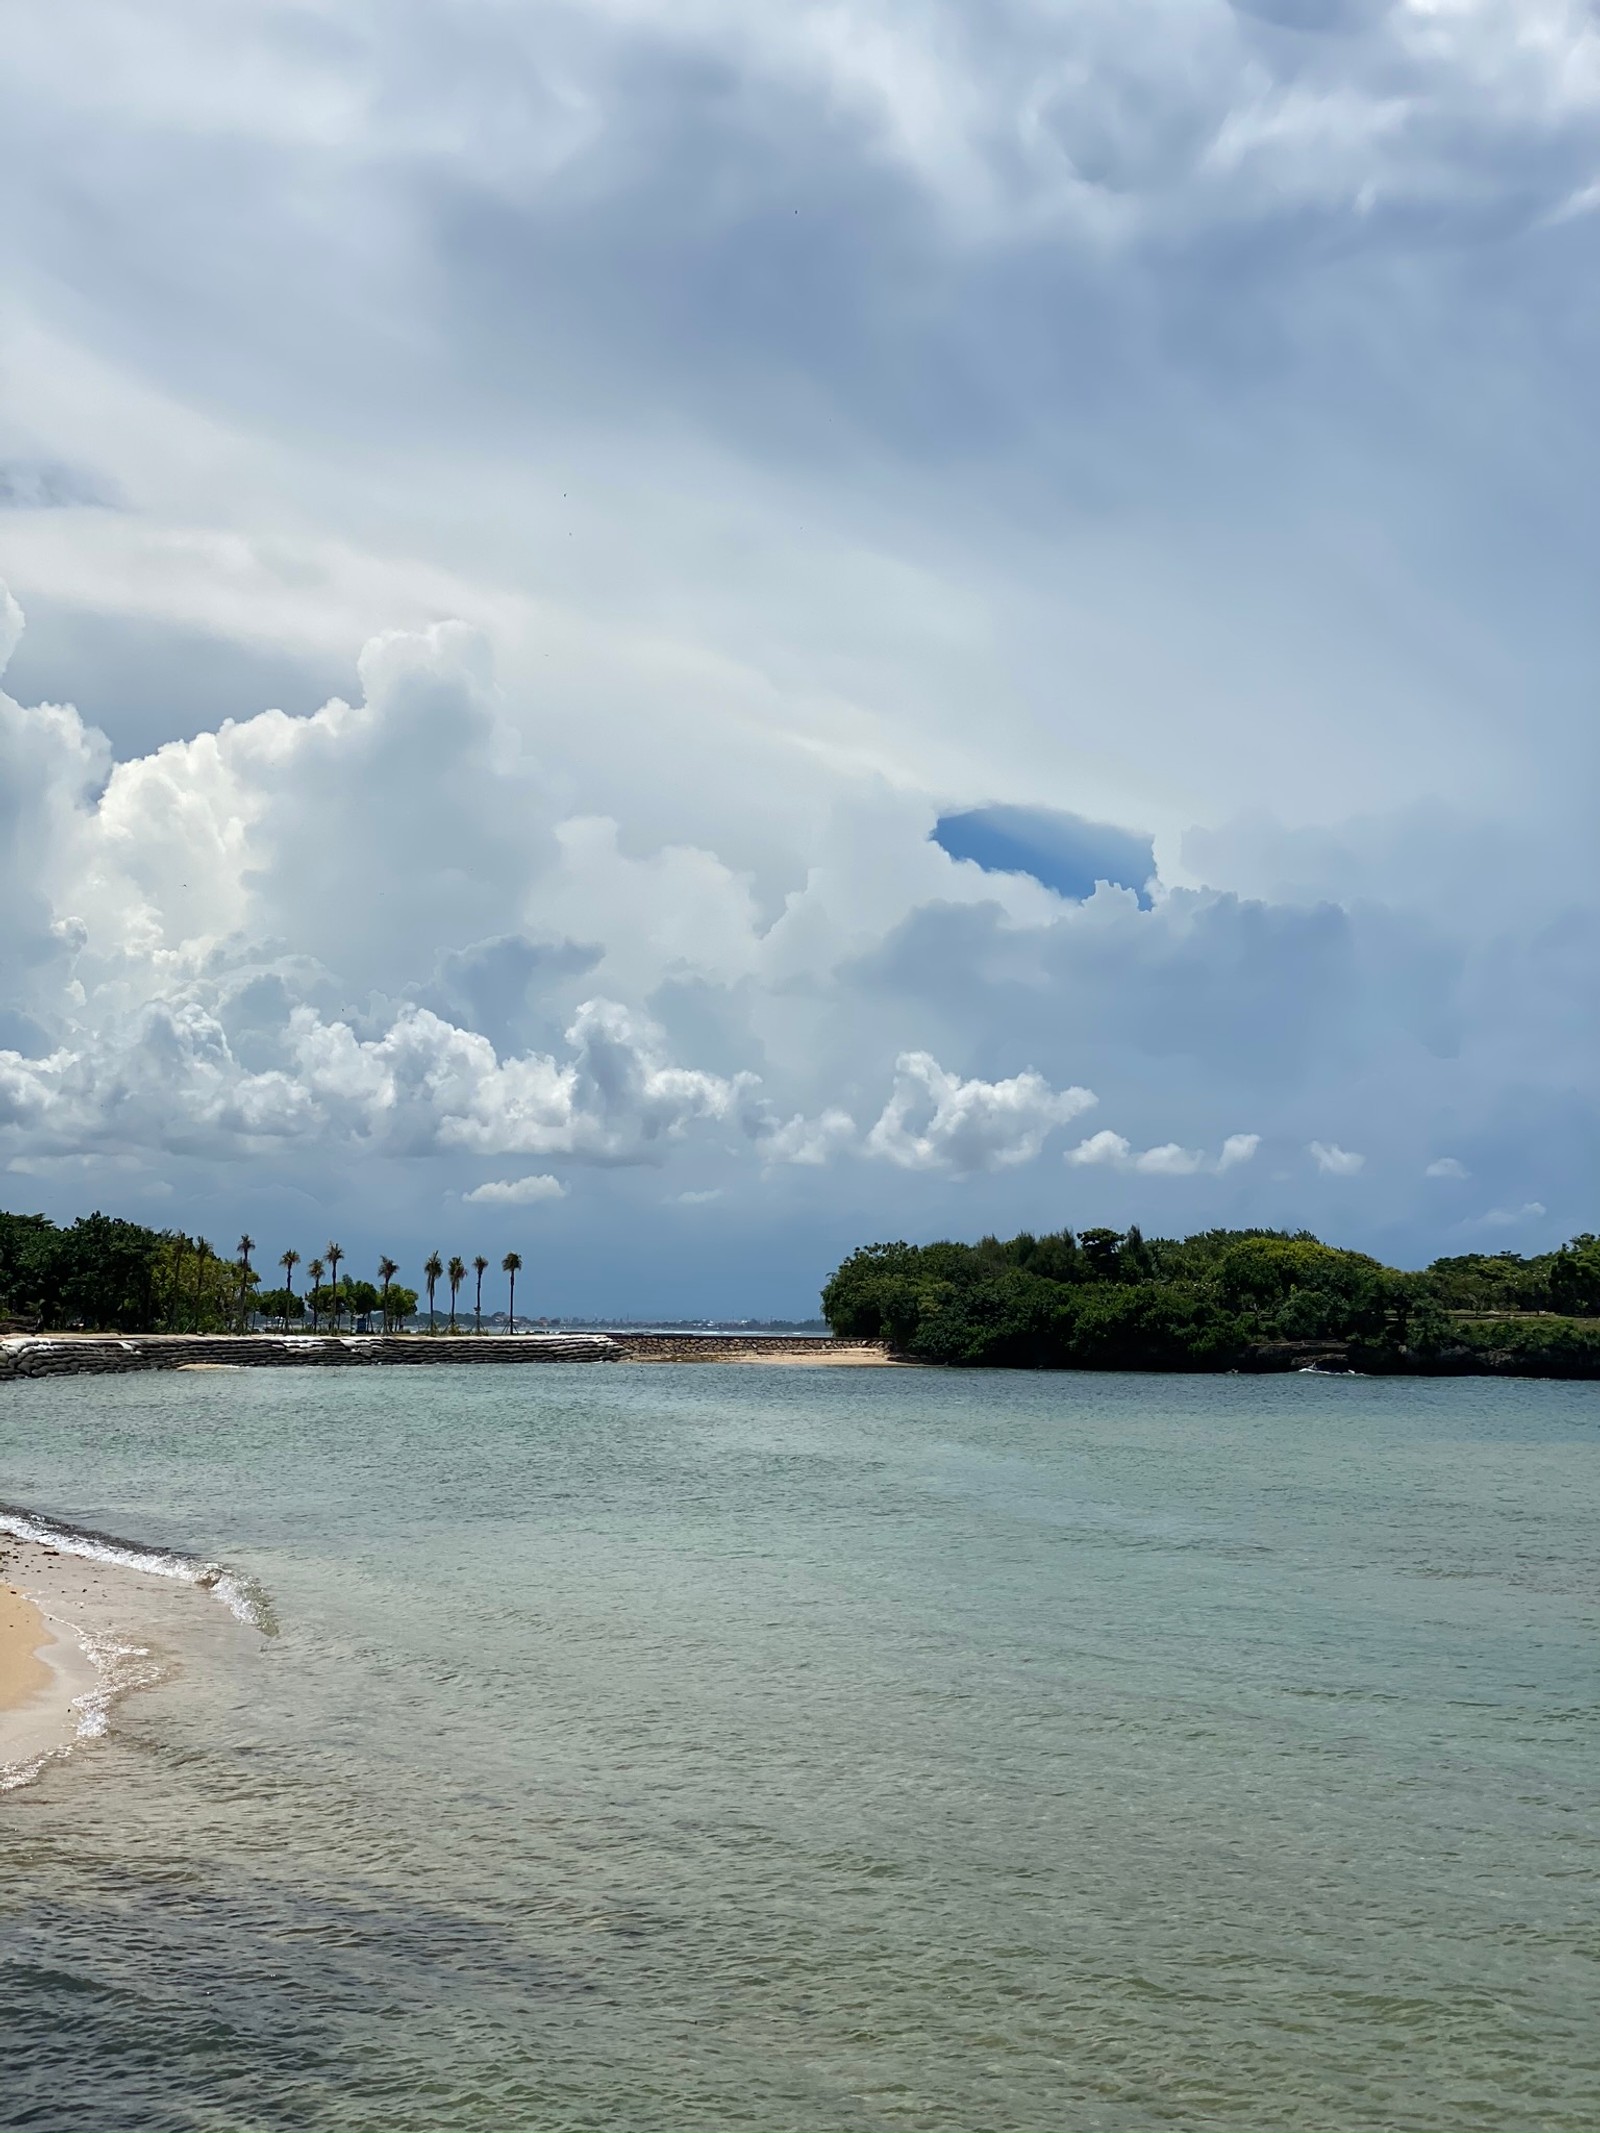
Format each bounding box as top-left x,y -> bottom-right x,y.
0,1365 -> 1595,2131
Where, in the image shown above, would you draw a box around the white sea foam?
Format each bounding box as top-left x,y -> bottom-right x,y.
69,1627 -> 165,1739
0,1501 -> 275,1633
0,1747 -> 52,1792
0,1621 -> 166,1791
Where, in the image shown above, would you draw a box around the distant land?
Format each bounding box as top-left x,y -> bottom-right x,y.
5,1203 -> 1599,1376
0,1208 -> 829,1339
533,1318 -> 828,1334
822,1225 -> 1600,1377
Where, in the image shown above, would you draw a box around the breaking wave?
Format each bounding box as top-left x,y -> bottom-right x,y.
0,1500 -> 276,1636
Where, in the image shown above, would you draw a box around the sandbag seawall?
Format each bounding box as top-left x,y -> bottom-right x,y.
0,1332 -> 890,1380
0,1333 -> 620,1380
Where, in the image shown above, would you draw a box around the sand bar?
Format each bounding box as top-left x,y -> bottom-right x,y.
701,1346 -> 906,1365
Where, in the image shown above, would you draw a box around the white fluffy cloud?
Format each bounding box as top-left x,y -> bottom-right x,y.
1463,1200 -> 1548,1232
0,989 -> 748,1168
758,1109 -> 860,1169
865,1052 -> 1096,1173
1309,1141 -> 1366,1177
0,587 -> 1591,1283
463,1175 -> 566,1206
1065,1130 -> 1259,1176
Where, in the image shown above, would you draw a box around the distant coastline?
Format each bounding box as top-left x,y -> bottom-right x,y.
822,1224 -> 1600,1378
6,1201 -> 1599,1380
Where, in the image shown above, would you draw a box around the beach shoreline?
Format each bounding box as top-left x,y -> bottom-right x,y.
0,1516 -> 269,1793
0,1568 -> 102,1787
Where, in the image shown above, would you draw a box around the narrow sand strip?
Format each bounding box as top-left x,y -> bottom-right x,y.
707,1348 -> 908,1365
616,1345 -> 905,1365
0,1578 -> 98,1782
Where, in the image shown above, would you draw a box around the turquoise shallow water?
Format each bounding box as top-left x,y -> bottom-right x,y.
1,1364 -> 1596,2131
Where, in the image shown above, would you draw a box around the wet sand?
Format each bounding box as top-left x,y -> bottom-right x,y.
704,1347 -> 908,1365
0,1580 -> 52,1707
0,1567 -> 100,1785
0,1531 -> 254,1791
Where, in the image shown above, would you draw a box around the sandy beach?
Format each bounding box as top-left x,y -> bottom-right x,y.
705,1346 -> 907,1365
613,1348 -> 905,1366
0,1565 -> 101,1785
0,1580 -> 52,1708
0,1526 -> 256,1791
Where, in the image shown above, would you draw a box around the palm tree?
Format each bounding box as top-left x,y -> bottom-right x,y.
194,1238 -> 213,1333
236,1234 -> 256,1330
169,1233 -> 188,1331
472,1254 -> 488,1334
446,1256 -> 465,1333
325,1242 -> 344,1332
279,1248 -> 300,1332
307,1257 -> 325,1334
378,1257 -> 399,1332
502,1250 -> 522,1333
423,1252 -> 443,1333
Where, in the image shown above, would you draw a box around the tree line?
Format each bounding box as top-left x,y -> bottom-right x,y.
822,1225 -> 1600,1374
0,1208 -> 529,1336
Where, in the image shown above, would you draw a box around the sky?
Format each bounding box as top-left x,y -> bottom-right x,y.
1,0 -> 1597,1315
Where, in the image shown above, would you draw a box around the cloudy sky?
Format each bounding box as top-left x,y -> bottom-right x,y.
1,0 -> 1596,1314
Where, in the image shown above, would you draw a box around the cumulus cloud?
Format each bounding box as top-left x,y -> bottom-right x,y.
0,993 -> 761,1167
1,577 -> 1592,1299
1309,1141 -> 1366,1176
866,1052 -> 1095,1172
462,1174 -> 566,1206
1065,1129 -> 1259,1175
0,571 -> 1591,1307
1426,1156 -> 1470,1180
1461,1200 -> 1548,1233
757,1108 -> 859,1168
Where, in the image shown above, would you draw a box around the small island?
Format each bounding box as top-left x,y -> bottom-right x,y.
822,1225 -> 1600,1376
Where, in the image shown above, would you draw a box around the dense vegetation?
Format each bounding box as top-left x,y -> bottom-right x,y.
823,1226 -> 1600,1376
0,1208 -> 536,1334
